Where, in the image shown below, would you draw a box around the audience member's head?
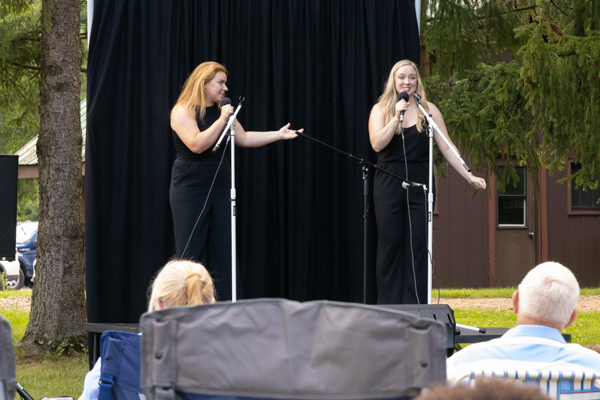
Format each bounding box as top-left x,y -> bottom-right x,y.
416,378 -> 550,400
515,261 -> 579,329
147,259 -> 215,312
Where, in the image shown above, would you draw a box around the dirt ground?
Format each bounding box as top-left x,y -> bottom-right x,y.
1,292 -> 599,313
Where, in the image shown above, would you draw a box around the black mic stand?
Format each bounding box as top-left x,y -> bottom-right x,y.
295,131 -> 422,303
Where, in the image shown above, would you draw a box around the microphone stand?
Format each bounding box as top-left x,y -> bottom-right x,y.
412,94 -> 472,309
220,96 -> 245,302
295,131 -> 421,303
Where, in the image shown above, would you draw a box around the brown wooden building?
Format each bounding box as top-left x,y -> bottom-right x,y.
433,162 -> 600,288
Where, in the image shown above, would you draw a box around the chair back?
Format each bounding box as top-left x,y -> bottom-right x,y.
0,315 -> 16,400
464,370 -> 600,399
98,330 -> 145,400
139,299 -> 448,400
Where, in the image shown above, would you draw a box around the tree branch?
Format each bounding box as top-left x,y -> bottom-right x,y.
10,61 -> 87,73
10,61 -> 40,71
549,0 -> 569,16
425,4 -> 538,23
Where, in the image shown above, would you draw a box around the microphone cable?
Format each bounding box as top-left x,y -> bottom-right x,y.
401,124 -> 420,305
180,140 -> 229,259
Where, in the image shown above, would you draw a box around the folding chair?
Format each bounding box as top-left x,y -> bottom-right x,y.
0,315 -> 16,400
139,299 -> 448,400
98,331 -> 145,400
463,370 -> 600,399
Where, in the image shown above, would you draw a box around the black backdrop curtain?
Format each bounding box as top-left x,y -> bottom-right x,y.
85,0 -> 420,324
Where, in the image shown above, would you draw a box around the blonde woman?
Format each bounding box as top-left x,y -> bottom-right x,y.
80,260 -> 215,400
169,61 -> 302,301
368,60 -> 486,305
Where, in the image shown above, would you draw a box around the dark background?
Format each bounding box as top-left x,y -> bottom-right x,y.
85,0 -> 420,324
0,155 -> 18,261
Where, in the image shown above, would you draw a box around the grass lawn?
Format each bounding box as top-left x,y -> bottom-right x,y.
1,291 -> 88,399
1,288 -> 599,397
453,308 -> 600,345
438,287 -> 600,298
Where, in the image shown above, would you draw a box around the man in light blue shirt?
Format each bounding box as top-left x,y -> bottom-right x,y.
447,262 -> 600,383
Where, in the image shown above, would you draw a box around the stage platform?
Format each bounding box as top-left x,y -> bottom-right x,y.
85,322 -> 571,369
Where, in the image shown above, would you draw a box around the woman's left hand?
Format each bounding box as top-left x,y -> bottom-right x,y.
469,175 -> 487,190
279,123 -> 303,140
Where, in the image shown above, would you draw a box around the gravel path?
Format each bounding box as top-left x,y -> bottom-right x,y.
0,295 -> 32,312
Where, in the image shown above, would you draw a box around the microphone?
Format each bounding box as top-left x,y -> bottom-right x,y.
212,97 -> 234,153
398,92 -> 409,123
220,97 -> 232,107
402,181 -> 425,189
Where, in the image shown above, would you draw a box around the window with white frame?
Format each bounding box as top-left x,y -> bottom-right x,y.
498,166 -> 526,227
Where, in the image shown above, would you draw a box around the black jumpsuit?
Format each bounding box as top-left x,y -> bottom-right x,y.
373,124 -> 435,304
169,105 -> 239,301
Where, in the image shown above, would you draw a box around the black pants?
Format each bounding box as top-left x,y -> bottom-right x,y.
373,161 -> 435,304
169,158 -> 241,301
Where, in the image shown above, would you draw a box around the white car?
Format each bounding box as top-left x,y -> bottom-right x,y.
0,249 -> 24,290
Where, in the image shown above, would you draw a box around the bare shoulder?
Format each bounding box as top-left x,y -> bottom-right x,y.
171,104 -> 190,119
370,102 -> 384,116
426,101 -> 441,115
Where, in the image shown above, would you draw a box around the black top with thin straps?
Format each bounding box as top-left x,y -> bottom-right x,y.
172,105 -> 226,161
377,124 -> 428,164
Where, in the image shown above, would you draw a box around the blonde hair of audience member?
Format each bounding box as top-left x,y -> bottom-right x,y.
171,61 -> 229,124
147,259 -> 215,312
515,261 -> 579,329
377,59 -> 429,133
416,378 -> 551,400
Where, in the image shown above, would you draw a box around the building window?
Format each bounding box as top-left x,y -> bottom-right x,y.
498,166 -> 526,226
571,163 -> 600,210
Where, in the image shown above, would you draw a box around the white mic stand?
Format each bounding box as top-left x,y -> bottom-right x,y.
217,96 -> 245,302
229,120 -> 237,302
412,93 -> 471,305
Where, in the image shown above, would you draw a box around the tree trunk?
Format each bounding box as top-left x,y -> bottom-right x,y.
19,0 -> 86,354
419,43 -> 430,79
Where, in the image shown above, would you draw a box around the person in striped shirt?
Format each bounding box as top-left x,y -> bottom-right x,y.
447,261 -> 600,383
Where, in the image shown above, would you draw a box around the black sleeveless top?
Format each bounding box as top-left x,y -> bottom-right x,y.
172,105 -> 226,161
377,124 -> 429,163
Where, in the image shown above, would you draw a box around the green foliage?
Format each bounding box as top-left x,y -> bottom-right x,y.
453,308 -> 600,345
423,0 -> 600,191
437,287 -> 518,298
16,354 -> 89,399
0,271 -> 6,290
581,287 -> 600,296
0,307 -> 29,343
439,287 -> 600,297
0,289 -> 31,298
566,311 -> 600,344
0,0 -> 88,156
2,304 -> 88,399
453,308 -> 517,329
17,178 -> 38,221
0,1 -> 42,130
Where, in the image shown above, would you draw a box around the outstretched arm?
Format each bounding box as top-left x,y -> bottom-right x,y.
234,121 -> 302,148
428,102 -> 486,189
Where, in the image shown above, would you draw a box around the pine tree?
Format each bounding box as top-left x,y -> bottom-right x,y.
421,0 -> 600,192
0,0 -> 87,354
